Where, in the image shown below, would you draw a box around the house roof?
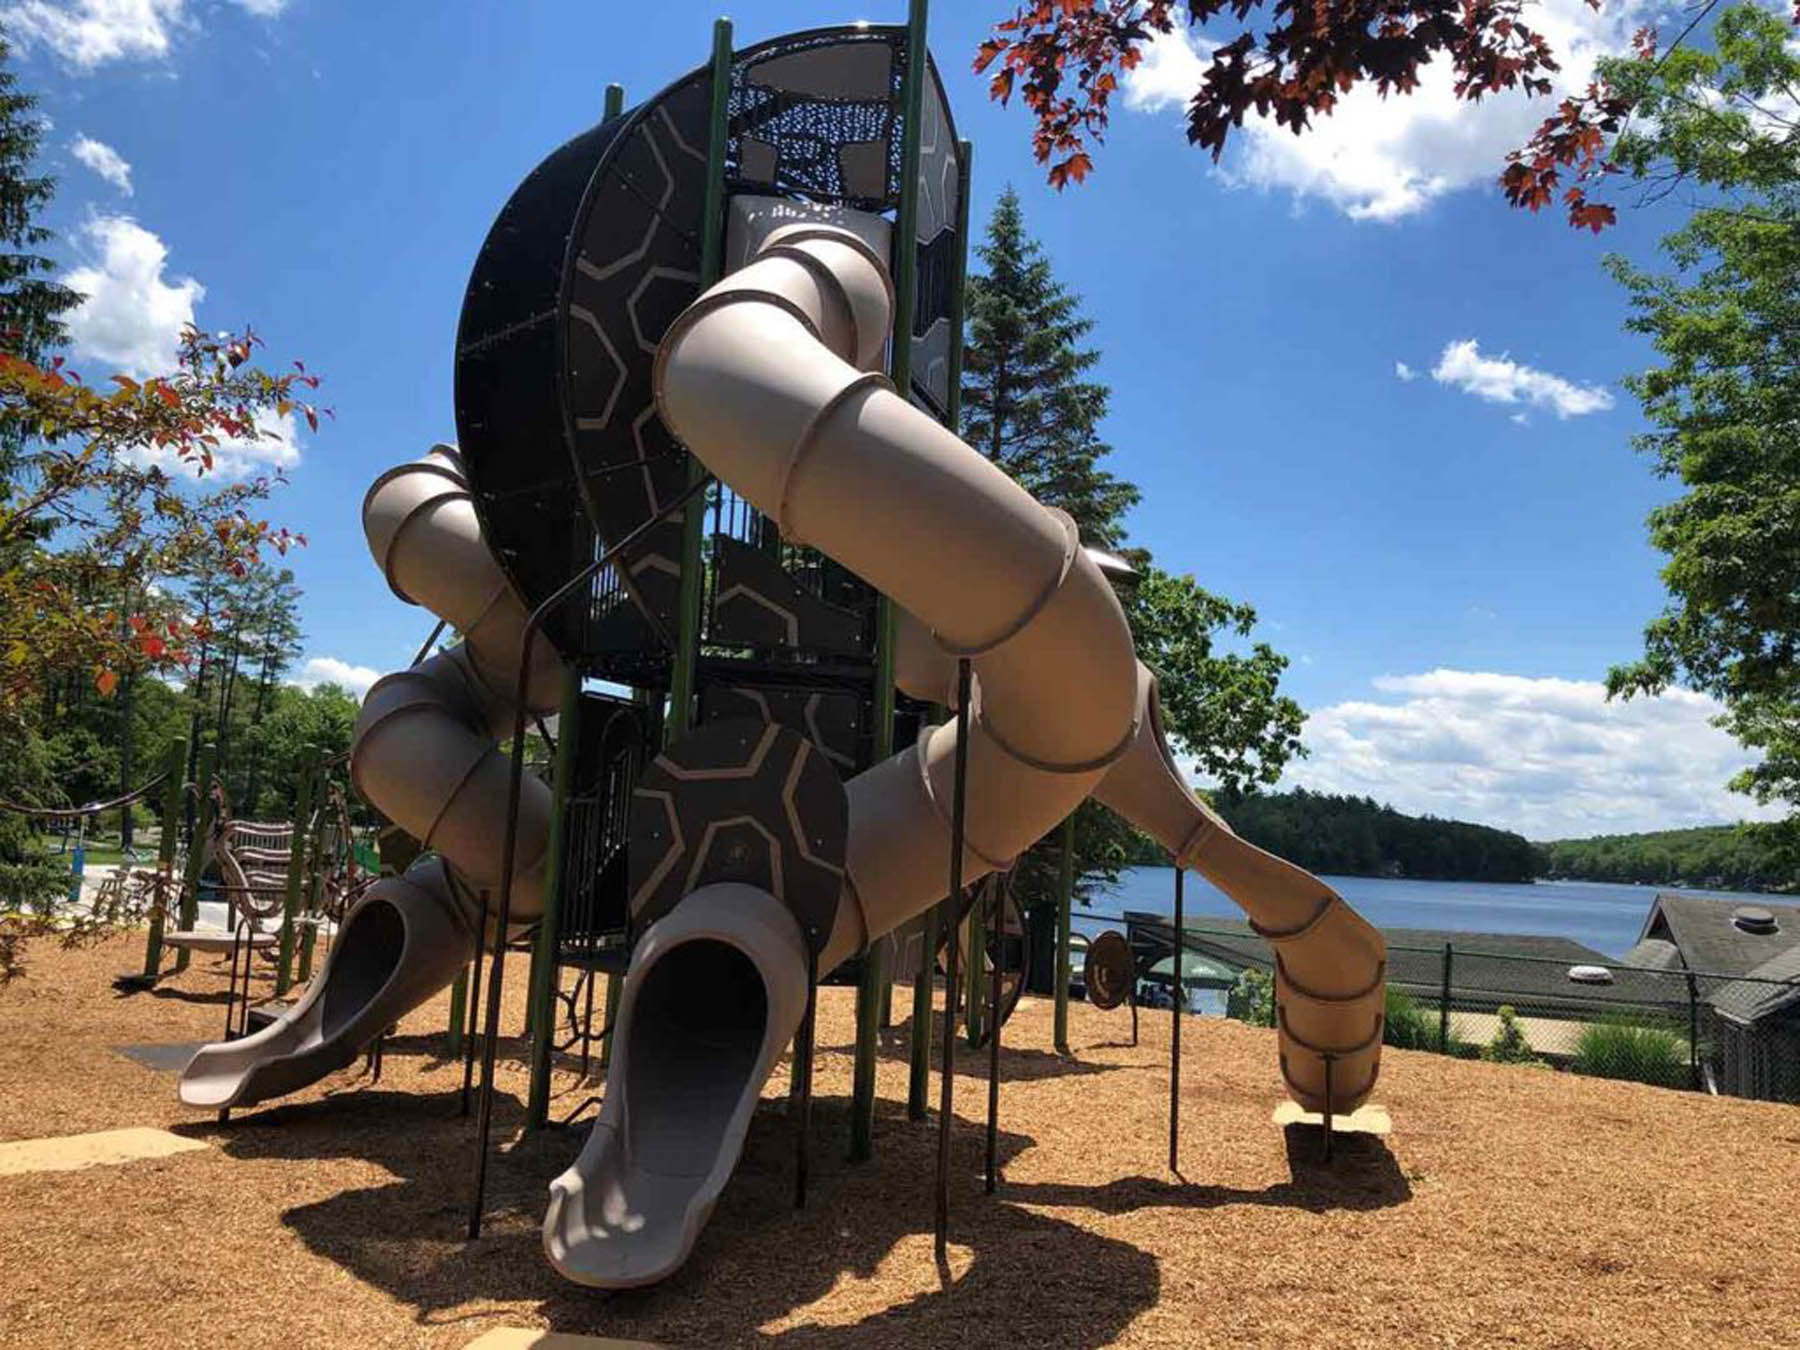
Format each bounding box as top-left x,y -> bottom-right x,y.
1619,937 -> 1684,972
1710,944 -> 1800,1026
1637,893 -> 1800,981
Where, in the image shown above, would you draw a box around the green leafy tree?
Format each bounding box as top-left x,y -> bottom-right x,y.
1600,6 -> 1800,851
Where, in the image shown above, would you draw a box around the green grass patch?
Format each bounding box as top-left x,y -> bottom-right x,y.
1571,1016 -> 1689,1088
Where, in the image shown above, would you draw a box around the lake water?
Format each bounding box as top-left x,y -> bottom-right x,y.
1079,866 -> 1784,960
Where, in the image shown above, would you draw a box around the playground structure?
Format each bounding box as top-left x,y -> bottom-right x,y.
173,10 -> 1388,1292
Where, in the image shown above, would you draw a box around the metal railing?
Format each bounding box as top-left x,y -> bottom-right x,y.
1088,912 -> 1800,1106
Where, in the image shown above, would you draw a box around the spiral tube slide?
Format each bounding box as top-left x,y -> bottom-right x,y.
893,617 -> 1387,1114
544,224 -> 1142,1286
177,447 -> 567,1110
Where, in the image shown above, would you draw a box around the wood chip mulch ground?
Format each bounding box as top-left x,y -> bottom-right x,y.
2,935 -> 1798,1349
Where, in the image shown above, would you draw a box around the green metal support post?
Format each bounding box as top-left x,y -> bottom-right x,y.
851,0 -> 931,1164
965,884 -> 985,1046
295,756 -> 328,985
525,668 -> 583,1131
447,969 -> 468,1056
907,135 -> 973,1119
274,762 -> 315,996
140,739 -> 187,980
665,21 -> 733,745
173,741 -> 217,974
1053,812 -> 1075,1054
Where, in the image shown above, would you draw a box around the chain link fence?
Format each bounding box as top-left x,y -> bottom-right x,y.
1115,914 -> 1800,1105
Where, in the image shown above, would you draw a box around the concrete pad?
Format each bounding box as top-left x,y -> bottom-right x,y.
1271,1101 -> 1392,1136
0,1127 -> 208,1177
463,1332 -> 674,1350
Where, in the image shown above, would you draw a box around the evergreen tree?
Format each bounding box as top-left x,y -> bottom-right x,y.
0,39 -> 76,919
0,38 -> 77,381
962,187 -> 1138,547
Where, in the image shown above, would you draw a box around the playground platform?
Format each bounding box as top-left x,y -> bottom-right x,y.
1,934 -> 1796,1349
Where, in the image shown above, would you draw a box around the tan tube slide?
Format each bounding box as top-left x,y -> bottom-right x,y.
178,446 -> 565,1109
546,224 -> 1142,1285
893,625 -> 1386,1114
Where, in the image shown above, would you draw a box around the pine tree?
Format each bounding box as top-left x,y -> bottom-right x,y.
962,187 -> 1138,548
0,39 -> 77,375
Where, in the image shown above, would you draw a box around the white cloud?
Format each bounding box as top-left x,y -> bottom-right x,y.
292,656 -> 380,700
62,216 -> 302,481
1,0 -> 184,69
62,214 -> 202,378
1511,411 -> 1531,426
1124,0 -> 1651,220
1394,360 -> 1417,382
1431,338 -> 1613,419
1285,669 -> 1786,838
70,134 -> 132,194
2,0 -> 289,70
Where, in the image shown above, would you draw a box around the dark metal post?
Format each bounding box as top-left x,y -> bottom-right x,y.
1438,942 -> 1453,1053
985,874 -> 1003,1193
466,476 -> 712,1237
1687,971 -> 1701,1090
526,668 -> 583,1130
1054,813 -> 1075,1054
274,762 -> 313,996
1170,863 -> 1183,1174
852,0 -> 933,1164
1321,1053 -> 1337,1163
141,739 -> 186,979
908,899 -> 940,1121
665,18 -> 732,742
795,950 -> 818,1208
935,657 -> 973,1261
460,892 -> 489,1117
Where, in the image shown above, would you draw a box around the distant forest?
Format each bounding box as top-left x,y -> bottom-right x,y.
1538,825 -> 1793,893
1124,789 -> 1540,883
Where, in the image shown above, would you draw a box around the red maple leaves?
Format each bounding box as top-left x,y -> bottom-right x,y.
978,2 -> 1730,231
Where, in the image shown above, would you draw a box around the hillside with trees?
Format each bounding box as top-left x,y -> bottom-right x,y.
1538,826 -> 1792,893
1129,789 -> 1541,883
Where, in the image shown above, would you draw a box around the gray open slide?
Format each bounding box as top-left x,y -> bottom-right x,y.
178,447 -> 566,1109
543,222 -> 1386,1286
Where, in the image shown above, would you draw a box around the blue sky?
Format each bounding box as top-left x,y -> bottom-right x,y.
10,0 -> 1779,837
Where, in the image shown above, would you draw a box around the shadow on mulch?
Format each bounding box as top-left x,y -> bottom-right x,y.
1005,1126 -> 1412,1217
191,1087 -> 1163,1348
823,1018 -> 1124,1084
